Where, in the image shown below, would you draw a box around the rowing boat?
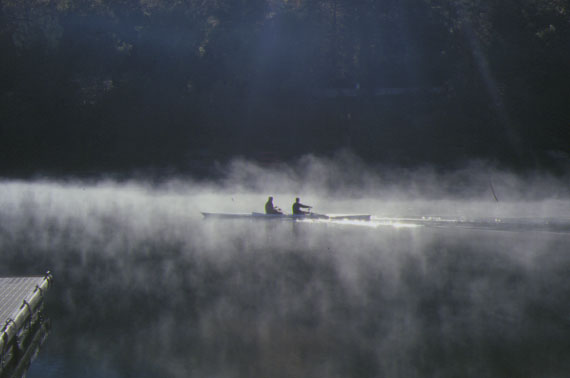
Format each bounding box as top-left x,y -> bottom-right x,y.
201,212 -> 371,221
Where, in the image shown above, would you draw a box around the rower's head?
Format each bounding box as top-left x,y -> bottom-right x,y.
295,197 -> 300,203
268,196 -> 273,202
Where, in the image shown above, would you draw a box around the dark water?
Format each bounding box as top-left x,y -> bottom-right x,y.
1,208 -> 569,378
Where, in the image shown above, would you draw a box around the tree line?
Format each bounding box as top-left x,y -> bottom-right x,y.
1,0 -> 569,176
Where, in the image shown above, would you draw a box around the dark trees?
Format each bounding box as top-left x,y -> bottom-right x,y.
1,0 -> 569,176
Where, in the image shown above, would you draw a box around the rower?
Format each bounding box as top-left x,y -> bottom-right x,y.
292,197 -> 312,215
265,196 -> 283,215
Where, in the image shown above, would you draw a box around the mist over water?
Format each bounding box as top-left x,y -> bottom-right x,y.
1,157 -> 569,378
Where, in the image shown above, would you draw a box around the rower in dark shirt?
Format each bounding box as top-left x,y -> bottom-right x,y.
265,196 -> 283,214
292,197 -> 311,215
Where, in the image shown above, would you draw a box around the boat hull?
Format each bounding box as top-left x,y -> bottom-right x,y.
201,212 -> 371,221
201,212 -> 253,219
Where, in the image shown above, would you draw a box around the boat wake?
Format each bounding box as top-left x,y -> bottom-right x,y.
359,215 -> 570,234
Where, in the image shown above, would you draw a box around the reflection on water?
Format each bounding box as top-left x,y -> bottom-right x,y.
0,184 -> 569,378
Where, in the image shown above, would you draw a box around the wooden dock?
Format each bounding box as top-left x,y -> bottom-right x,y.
0,272 -> 52,378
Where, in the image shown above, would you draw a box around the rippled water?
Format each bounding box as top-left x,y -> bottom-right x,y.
1,181 -> 569,378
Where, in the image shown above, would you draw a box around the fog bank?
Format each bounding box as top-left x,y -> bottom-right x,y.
1,157 -> 569,378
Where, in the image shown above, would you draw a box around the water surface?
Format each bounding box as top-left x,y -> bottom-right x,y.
1,181 -> 568,378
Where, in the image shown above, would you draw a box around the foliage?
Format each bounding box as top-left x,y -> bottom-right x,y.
1,0 -> 569,176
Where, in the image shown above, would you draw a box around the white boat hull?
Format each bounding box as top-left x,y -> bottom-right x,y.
201,212 -> 371,221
